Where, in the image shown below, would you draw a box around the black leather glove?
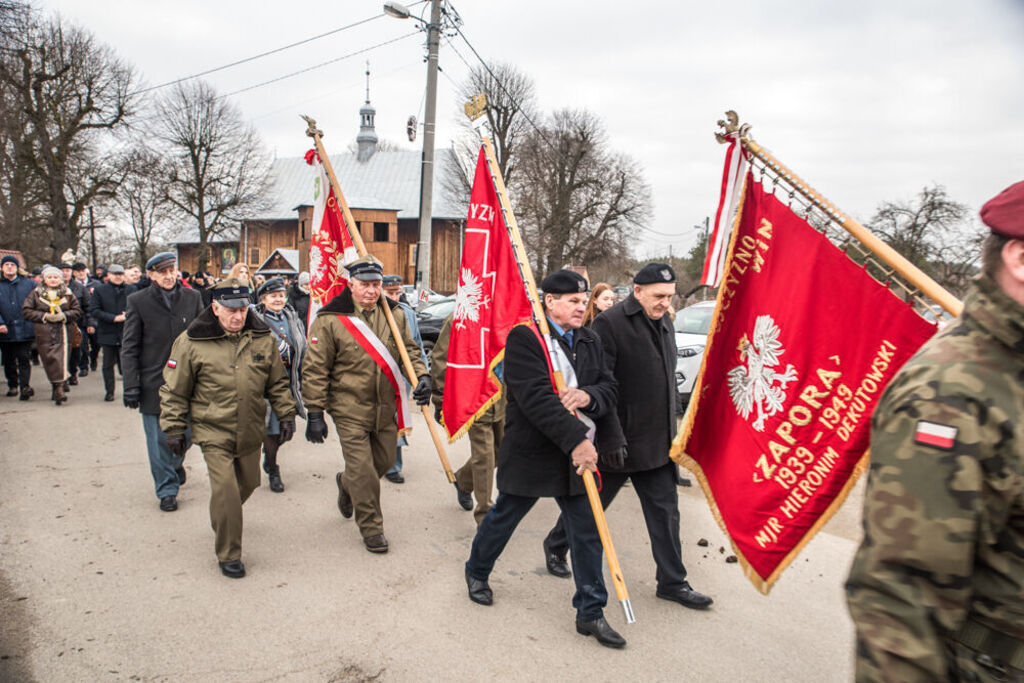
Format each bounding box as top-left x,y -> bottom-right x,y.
598,446 -> 627,470
305,411 -> 328,443
278,419 -> 295,443
165,433 -> 187,457
412,374 -> 431,405
123,387 -> 141,409
434,404 -> 443,424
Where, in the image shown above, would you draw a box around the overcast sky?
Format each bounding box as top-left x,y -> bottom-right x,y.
45,0 -> 1024,257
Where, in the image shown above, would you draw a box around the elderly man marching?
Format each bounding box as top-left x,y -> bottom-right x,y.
159,279 -> 296,578
302,256 -> 430,554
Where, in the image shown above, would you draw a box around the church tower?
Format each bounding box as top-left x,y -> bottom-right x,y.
356,62 -> 378,162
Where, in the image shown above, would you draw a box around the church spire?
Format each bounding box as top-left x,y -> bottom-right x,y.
357,61 -> 378,162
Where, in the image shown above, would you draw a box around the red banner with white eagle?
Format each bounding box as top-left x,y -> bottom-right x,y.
442,146 -> 532,441
672,174 -> 937,593
306,149 -> 358,323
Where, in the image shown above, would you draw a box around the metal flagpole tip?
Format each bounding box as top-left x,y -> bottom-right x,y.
621,599 -> 636,624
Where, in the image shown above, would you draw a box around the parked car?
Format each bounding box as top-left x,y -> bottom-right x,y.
416,296 -> 456,356
674,300 -> 716,411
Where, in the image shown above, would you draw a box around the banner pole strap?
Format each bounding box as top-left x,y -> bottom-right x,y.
737,134 -> 962,317
471,106 -> 635,624
303,115 -> 455,483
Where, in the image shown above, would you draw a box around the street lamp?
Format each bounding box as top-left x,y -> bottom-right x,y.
385,0 -> 442,294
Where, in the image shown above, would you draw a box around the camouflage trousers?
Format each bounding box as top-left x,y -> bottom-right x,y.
952,638 -> 1024,682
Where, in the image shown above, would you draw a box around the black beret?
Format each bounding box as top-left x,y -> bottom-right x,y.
59,262 -> 73,269
633,262 -> 676,285
541,269 -> 588,295
256,277 -> 286,299
71,262 -> 88,271
146,251 -> 177,271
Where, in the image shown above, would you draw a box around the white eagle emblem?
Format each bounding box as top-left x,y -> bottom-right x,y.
454,268 -> 489,330
726,314 -> 798,432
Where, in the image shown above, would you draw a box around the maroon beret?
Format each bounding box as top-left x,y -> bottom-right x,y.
980,180 -> 1024,238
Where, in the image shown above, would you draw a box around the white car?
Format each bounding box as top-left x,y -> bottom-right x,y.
674,300 -> 716,410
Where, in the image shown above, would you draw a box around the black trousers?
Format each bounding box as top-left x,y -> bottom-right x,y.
467,492 -> 608,621
101,344 -> 121,394
545,461 -> 688,591
88,333 -> 100,368
1,340 -> 32,390
77,326 -> 90,372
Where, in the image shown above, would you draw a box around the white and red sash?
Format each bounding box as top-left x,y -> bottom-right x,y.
336,313 -> 412,434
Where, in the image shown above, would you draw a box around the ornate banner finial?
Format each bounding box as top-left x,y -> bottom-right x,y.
715,110 -> 752,144
463,94 -> 488,130
302,115 -> 323,139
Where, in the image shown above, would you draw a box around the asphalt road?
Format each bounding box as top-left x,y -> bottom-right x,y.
0,371 -> 864,682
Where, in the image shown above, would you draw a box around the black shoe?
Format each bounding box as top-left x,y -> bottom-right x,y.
219,559 -> 246,579
268,470 -> 284,493
543,538 -> 572,578
465,567 -> 493,605
90,362 -> 96,371
363,533 -> 389,554
79,368 -> 88,377
19,387 -> 33,401
68,375 -> 78,386
104,393 -> 114,401
335,472 -> 352,518
576,616 -> 626,649
159,495 -> 178,512
384,471 -> 404,484
656,583 -> 713,610
455,482 -> 473,511
6,387 -> 17,397
176,468 -> 186,486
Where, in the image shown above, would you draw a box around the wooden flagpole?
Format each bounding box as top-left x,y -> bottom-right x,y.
718,111 -> 963,317
302,115 -> 455,483
466,96 -> 635,624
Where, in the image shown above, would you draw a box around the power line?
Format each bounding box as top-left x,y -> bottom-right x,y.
134,6 -> 426,95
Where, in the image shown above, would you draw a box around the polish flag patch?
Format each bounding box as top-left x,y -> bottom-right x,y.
166,360 -> 177,369
914,420 -> 958,450
310,337 -> 318,344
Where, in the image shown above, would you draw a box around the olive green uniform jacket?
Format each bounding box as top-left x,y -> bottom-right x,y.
846,276 -> 1024,682
302,288 -> 427,429
430,314 -> 505,426
159,307 -> 296,454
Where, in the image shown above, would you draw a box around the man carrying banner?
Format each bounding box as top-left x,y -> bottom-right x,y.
430,314 -> 504,523
543,263 -> 713,609
302,255 -> 430,554
464,270 -> 627,649
846,181 -> 1024,682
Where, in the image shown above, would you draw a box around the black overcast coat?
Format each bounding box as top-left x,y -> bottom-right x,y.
90,281 -> 135,346
592,294 -> 677,473
120,283 -> 204,414
496,322 -> 618,498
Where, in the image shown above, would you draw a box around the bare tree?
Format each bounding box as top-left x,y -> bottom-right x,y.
117,147 -> 174,265
443,62 -> 539,207
513,109 -> 652,276
0,9 -> 135,263
868,184 -> 984,298
153,80 -> 271,274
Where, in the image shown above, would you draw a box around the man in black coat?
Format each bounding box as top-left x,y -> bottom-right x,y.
70,263 -> 92,377
544,263 -> 713,611
121,252 -> 204,512
464,270 -> 627,649
91,264 -> 134,401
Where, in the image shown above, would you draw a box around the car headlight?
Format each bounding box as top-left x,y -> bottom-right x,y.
678,344 -> 704,358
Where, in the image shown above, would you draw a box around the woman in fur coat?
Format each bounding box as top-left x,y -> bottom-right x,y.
21,266 -> 83,404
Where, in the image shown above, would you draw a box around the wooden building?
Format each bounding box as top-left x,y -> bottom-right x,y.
174,96 -> 466,293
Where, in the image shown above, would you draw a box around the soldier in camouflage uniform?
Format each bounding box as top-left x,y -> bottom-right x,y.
846,180 -> 1024,682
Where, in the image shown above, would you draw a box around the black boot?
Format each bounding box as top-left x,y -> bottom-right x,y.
51,382 -> 65,405
263,435 -> 284,493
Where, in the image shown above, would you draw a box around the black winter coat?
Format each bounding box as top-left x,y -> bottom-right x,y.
121,283 -> 204,414
68,279 -> 90,328
496,322 -> 618,498
592,294 -> 677,472
288,282 -> 310,331
91,281 -> 135,346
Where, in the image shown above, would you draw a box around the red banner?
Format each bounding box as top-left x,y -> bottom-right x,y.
306,149 -> 358,322
672,175 -> 937,593
442,146 -> 532,440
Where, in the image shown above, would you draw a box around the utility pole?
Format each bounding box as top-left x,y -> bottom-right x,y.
80,207 -> 106,271
414,0 -> 441,293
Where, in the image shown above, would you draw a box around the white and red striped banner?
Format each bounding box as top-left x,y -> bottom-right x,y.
701,133 -> 749,287
306,149 -> 359,324
336,313 -> 412,434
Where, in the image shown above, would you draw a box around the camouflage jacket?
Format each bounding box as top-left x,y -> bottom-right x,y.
846,276 -> 1024,682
